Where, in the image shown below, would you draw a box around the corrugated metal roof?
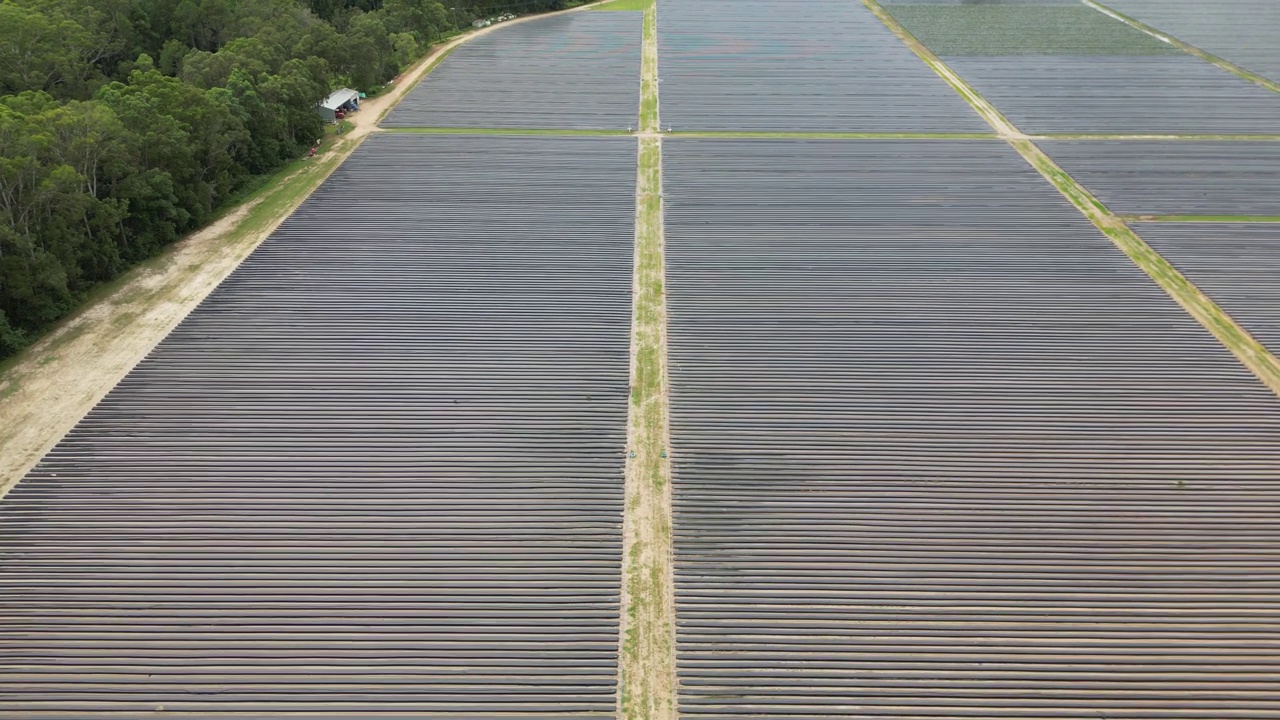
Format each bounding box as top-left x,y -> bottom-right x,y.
382,13 -> 642,129
0,134 -> 636,717
1103,0 -> 1280,82
1137,222 -> 1280,354
321,88 -> 360,110
1038,141 -> 1280,216
663,138 -> 1280,718
942,55 -> 1280,135
656,0 -> 988,132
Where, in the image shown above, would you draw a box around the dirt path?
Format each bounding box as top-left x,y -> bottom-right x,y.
1083,0 -> 1280,95
618,2 -> 678,717
0,197 -> 268,498
0,1 -> 608,498
0,148 -> 352,499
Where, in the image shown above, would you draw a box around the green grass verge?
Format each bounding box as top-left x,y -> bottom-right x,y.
619,0 -> 674,715
620,134 -> 675,720
884,5 -> 1178,56
639,4 -> 658,132
594,0 -> 651,11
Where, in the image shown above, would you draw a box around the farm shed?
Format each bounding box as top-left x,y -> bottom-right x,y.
317,88 -> 360,122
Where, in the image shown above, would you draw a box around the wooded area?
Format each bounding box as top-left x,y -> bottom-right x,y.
0,0 -> 569,359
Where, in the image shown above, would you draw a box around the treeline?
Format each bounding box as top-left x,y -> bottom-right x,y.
0,0 -> 568,358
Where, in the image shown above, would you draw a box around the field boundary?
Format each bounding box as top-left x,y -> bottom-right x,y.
617,0 -> 677,716
863,0 -> 1280,398
1084,0 -> 1280,95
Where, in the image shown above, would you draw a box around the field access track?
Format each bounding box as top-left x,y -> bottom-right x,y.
881,1 -> 1280,136
948,54 -> 1280,136
1137,222 -> 1280,356
0,134 -> 635,717
663,138 -> 1280,718
1040,141 -> 1280,217
656,0 -> 988,133
381,12 -> 642,129
1104,0 -> 1280,83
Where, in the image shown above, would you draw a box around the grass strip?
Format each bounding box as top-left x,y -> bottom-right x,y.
864,0 -> 1280,398
618,0 -> 676,717
595,0 -> 652,10
1084,0 -> 1280,95
862,1 -> 1022,137
620,133 -> 676,720
639,4 -> 659,133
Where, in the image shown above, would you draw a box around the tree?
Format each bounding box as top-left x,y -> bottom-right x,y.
0,4 -> 86,97
0,0 -> 554,360
391,32 -> 420,70
384,0 -> 449,43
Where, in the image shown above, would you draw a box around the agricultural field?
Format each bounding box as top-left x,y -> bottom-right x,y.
663,138 -> 1280,716
1137,223 -> 1280,354
382,12 -> 642,129
885,4 -> 1176,55
884,1 -> 1280,134
1040,141 -> 1280,216
1104,0 -> 1280,83
4,0 -> 1280,718
657,0 -> 987,132
0,134 -> 636,715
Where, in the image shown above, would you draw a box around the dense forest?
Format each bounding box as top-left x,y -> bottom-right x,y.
0,0 -> 569,359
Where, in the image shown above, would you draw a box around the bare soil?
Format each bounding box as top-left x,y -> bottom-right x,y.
0,202 -> 261,498
618,3 -> 678,715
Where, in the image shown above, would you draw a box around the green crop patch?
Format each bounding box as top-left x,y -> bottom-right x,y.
594,0 -> 652,11
883,5 -> 1180,56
